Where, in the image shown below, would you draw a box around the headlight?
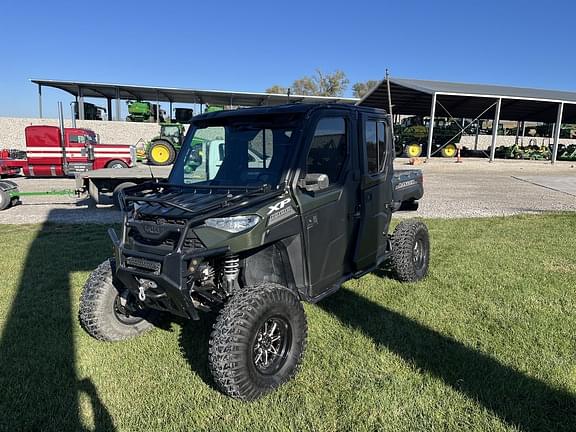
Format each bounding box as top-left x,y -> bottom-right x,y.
205,215 -> 261,233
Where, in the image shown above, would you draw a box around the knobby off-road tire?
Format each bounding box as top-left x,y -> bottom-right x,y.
79,259 -> 155,341
208,283 -> 308,401
391,219 -> 430,282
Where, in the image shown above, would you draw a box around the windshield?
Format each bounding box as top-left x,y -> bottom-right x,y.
162,125 -> 181,137
170,115 -> 301,188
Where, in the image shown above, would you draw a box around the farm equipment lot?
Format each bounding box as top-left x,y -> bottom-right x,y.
0,216 -> 574,431
0,159 -> 574,224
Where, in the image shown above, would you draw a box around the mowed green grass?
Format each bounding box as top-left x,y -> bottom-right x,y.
0,215 -> 575,432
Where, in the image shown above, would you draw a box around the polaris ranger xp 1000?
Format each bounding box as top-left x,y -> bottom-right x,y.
79,103 -> 429,400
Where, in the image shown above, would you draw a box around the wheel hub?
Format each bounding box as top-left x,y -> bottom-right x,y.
413,238 -> 426,269
253,317 -> 291,374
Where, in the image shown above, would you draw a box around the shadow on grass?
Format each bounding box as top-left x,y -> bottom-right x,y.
178,313 -> 218,389
0,212 -> 116,431
319,288 -> 576,432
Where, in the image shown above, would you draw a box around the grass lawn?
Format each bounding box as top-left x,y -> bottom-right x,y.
0,215 -> 574,432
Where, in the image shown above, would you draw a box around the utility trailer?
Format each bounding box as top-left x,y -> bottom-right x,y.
75,165 -> 172,206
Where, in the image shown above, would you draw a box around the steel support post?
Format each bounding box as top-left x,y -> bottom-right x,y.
107,98 -> 112,121
552,102 -> 564,164
156,91 -> 160,124
426,93 -> 437,159
169,101 -> 173,121
489,98 -> 502,162
38,84 -> 43,118
77,87 -> 85,120
474,120 -> 479,150
115,88 -> 121,121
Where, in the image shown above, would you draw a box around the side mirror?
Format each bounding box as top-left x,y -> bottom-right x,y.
298,173 -> 329,192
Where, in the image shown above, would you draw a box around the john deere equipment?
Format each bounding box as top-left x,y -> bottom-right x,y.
146,123 -> 186,166
557,143 -> 576,161
494,140 -> 551,160
126,101 -> 166,123
395,116 -> 461,158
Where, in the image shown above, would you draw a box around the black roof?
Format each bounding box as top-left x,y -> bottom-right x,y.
30,79 -> 358,107
360,78 -> 576,123
193,103 -> 387,123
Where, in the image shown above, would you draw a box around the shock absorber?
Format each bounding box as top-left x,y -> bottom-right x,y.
223,255 -> 240,292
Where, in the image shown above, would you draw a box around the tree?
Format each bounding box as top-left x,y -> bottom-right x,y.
266,69 -> 350,97
352,80 -> 379,98
265,85 -> 288,94
292,69 -> 349,97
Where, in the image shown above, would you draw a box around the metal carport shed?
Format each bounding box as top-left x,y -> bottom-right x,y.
31,79 -> 358,123
359,78 -> 576,164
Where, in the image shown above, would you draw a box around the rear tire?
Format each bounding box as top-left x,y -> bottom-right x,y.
147,140 -> 176,166
208,283 -> 307,401
441,143 -> 457,158
391,220 -> 430,282
404,143 -> 423,158
79,259 -> 155,341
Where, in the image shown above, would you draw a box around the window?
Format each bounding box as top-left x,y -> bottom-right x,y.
306,117 -> 347,184
174,123 -> 295,187
365,121 -> 378,173
364,120 -> 388,174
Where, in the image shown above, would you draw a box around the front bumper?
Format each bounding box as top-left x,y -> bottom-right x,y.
109,228 -> 227,319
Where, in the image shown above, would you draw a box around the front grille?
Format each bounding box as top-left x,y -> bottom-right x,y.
135,213 -> 187,226
125,256 -> 161,275
130,230 -> 205,251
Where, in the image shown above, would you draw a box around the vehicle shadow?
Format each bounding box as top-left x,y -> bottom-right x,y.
318,288 -> 576,432
178,313 -> 219,388
0,213 -> 117,431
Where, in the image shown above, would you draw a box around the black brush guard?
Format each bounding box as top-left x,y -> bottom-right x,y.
109,181 -> 284,319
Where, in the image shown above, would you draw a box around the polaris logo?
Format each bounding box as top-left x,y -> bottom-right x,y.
143,224 -> 162,234
267,198 -> 291,215
395,179 -> 417,190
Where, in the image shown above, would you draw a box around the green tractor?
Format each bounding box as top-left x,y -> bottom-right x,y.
494,140 -> 551,160
126,101 -> 166,123
395,116 -> 461,158
145,123 -> 186,166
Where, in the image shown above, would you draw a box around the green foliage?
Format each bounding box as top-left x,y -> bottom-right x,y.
0,216 -> 575,431
267,69 -> 349,97
265,85 -> 288,94
352,80 -> 380,98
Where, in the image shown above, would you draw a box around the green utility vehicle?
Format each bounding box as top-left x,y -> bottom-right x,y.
78,104 -> 428,401
396,116 -> 461,158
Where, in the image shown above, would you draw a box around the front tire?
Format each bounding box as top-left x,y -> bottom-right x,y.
106,160 -> 128,169
391,220 -> 430,282
79,259 -> 155,341
208,283 -> 307,401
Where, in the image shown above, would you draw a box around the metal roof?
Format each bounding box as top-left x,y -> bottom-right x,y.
30,79 -> 359,106
360,78 -> 576,123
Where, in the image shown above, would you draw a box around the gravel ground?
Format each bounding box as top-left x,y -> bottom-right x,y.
0,158 -> 574,224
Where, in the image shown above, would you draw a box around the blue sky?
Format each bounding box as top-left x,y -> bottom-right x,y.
1,0 -> 575,118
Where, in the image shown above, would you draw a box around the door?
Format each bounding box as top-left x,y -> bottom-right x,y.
296,113 -> 361,298
353,116 -> 394,270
